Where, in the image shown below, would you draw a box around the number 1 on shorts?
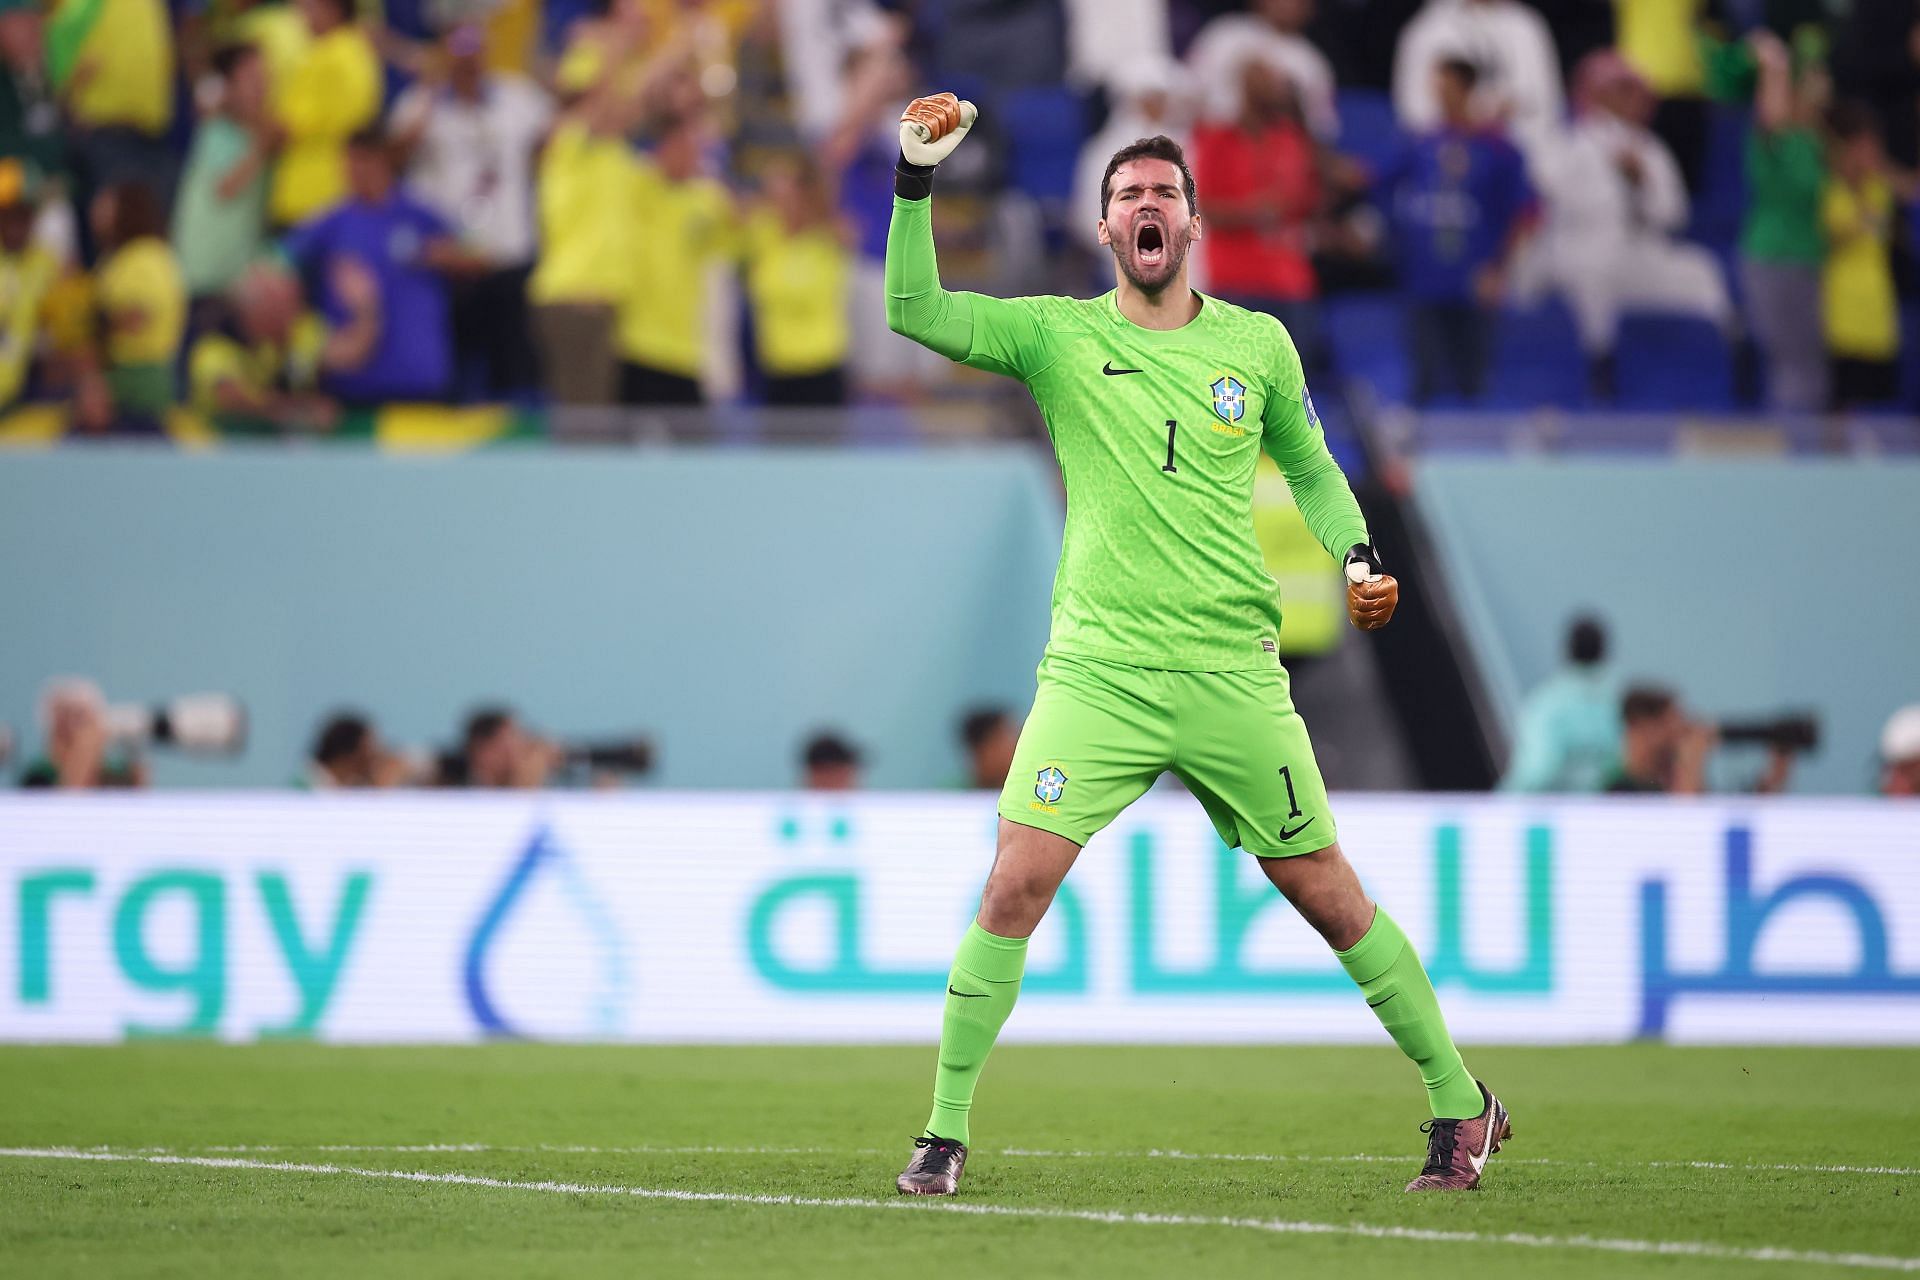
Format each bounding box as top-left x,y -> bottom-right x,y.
1278,765 -> 1302,819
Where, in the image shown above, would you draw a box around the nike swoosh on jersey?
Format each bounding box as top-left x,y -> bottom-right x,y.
947,985 -> 989,999
1102,361 -> 1144,375
1278,817 -> 1316,841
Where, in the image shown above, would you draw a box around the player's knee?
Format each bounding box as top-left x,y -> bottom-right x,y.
977,873 -> 1053,937
1303,896 -> 1376,952
1263,844 -> 1375,948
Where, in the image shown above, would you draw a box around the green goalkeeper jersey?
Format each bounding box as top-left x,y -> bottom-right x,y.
886,195 -> 1370,672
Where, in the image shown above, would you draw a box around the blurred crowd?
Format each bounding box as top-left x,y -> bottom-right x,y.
1502,616 -> 1920,798
6,676 -> 1026,791
1,0 -> 1920,434
13,668 -> 1917,795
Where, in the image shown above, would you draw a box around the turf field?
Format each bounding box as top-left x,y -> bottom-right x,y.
2,1043 -> 1915,1277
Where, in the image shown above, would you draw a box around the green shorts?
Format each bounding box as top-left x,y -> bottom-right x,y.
996,650 -> 1337,857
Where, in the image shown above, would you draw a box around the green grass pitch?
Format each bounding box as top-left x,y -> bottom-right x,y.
3,1043 -> 1916,1277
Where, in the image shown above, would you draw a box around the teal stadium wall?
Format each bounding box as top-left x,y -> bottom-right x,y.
0,447 -> 1061,788
1415,458 -> 1920,795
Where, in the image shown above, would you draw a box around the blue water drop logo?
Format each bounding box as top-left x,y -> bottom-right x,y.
462,825 -> 631,1038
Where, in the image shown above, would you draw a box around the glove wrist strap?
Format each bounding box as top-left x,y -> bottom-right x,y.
1345,543 -> 1384,575
895,154 -> 937,200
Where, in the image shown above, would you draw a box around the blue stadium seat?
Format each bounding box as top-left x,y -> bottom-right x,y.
1689,105 -> 1751,251
1324,293 -> 1410,405
1485,300 -> 1586,409
1613,314 -> 1735,410
1002,86 -> 1089,205
1335,88 -> 1404,177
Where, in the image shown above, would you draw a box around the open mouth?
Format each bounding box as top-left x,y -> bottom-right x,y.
1135,222 -> 1166,268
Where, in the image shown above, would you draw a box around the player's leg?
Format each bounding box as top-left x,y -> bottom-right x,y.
900,654 -> 1170,1195
1257,846 -> 1478,1116
917,817 -> 1080,1162
1172,665 -> 1508,1190
1261,844 -> 1511,1190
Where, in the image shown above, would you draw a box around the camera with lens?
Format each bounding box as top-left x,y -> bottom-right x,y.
435,712 -> 655,787
102,693 -> 249,755
1716,712 -> 1820,754
39,679 -> 248,756
561,738 -> 655,774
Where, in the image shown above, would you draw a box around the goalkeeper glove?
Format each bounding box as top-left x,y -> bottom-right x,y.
1344,543 -> 1399,631
899,92 -> 977,167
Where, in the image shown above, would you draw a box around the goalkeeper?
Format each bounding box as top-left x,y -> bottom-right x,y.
886,94 -> 1510,1197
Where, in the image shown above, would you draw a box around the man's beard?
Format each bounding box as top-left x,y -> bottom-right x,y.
1112,223 -> 1189,294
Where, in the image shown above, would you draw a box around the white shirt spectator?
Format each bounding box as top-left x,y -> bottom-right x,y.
1072,59 -> 1196,254
1065,0 -> 1173,93
1187,9 -> 1338,140
779,0 -> 897,141
1539,113 -> 1689,251
390,74 -> 553,267
1393,0 -> 1564,162
1533,61 -> 1731,355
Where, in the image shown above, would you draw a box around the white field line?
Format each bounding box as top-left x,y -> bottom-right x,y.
0,1147 -> 1915,1273
150,1142 -> 1920,1178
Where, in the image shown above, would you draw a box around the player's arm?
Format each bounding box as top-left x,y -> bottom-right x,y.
885,93 -> 1056,378
1258,364 -> 1398,630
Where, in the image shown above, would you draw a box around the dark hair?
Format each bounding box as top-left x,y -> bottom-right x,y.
1099,135 -> 1197,219
211,42 -> 260,81
101,181 -> 166,248
347,125 -> 390,154
1437,56 -> 1480,92
802,731 -> 861,769
1621,685 -> 1676,726
464,706 -> 514,753
312,712 -> 370,765
1828,99 -> 1880,142
959,707 -> 1010,751
1567,615 -> 1607,667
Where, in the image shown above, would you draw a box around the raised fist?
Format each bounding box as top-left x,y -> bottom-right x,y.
899,92 -> 978,166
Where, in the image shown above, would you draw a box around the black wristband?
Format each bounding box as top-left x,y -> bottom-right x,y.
894,153 -> 936,200
1344,543 -> 1384,575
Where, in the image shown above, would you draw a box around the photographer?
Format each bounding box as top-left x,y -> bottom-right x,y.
1503,615 -> 1619,794
957,706 -> 1018,791
801,731 -> 864,791
304,711 -> 411,789
1881,705 -> 1920,797
1606,685 -> 1797,796
19,679 -> 148,789
437,704 -> 654,788
446,706 -> 563,789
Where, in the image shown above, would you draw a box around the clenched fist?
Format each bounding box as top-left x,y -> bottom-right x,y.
899,92 -> 977,166
1344,544 -> 1398,631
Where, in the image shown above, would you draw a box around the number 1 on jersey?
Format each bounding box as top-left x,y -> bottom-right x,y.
1162,420 -> 1177,473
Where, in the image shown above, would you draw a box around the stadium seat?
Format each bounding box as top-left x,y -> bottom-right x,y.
1002,86 -> 1089,206
1897,302 -> 1920,410
1324,293 -> 1411,406
1484,300 -> 1587,410
1688,105 -> 1752,251
1613,314 -> 1736,411
1334,88 -> 1404,176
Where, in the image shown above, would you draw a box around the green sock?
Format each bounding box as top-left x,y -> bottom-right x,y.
1336,909 -> 1483,1120
923,921 -> 1028,1145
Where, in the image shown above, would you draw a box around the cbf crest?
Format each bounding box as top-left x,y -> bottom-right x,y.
1210,375 -> 1247,424
1034,765 -> 1068,804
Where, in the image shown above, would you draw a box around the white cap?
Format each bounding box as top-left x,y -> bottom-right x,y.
38,676 -> 105,730
1112,56 -> 1185,104
1882,704 -> 1920,764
